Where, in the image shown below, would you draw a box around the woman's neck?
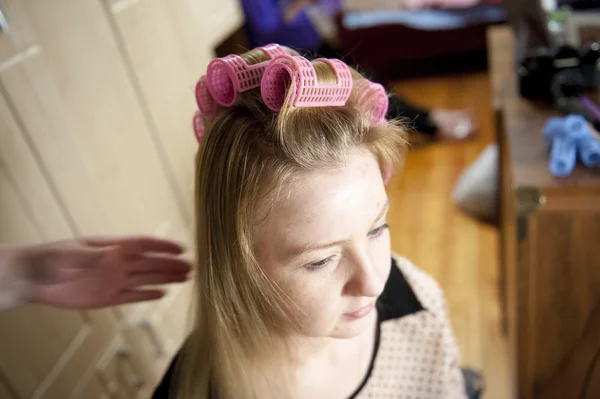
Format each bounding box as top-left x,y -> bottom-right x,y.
287,309 -> 377,367
287,310 -> 379,399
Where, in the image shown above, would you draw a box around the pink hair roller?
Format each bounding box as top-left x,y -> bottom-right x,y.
195,76 -> 217,117
261,54 -> 353,112
355,79 -> 389,125
206,44 -> 288,107
193,111 -> 205,142
383,165 -> 392,186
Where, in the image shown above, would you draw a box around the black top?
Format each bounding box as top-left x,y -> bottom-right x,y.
152,258 -> 426,398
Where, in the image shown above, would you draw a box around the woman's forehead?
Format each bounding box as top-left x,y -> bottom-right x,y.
253,149 -> 387,244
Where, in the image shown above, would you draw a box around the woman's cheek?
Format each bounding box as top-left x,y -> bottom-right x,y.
295,284 -> 342,336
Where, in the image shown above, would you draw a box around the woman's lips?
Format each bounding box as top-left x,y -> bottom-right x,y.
344,303 -> 374,319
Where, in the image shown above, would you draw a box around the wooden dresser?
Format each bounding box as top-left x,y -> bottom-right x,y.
489,26 -> 600,399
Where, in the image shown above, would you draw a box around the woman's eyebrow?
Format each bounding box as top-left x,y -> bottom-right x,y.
372,199 -> 390,225
288,199 -> 390,258
291,238 -> 350,258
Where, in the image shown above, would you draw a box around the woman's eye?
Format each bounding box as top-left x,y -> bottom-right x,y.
306,255 -> 334,271
368,223 -> 389,238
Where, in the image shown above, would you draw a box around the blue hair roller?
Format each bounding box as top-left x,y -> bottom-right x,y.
549,134 -> 578,177
544,114 -> 600,177
577,133 -> 600,167
543,117 -> 564,146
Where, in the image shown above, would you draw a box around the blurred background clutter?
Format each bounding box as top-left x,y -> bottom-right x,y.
1,0 -> 599,398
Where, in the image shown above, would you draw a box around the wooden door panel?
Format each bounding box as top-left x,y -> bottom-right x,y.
105,0 -> 243,222
0,306 -> 91,392
33,311 -> 117,399
0,0 -> 38,64
1,0 -> 187,238
121,281 -> 193,385
0,80 -> 72,242
0,165 -> 118,398
527,208 -> 600,398
0,166 -> 43,244
0,375 -> 18,399
95,334 -> 151,399
70,373 -> 106,399
106,0 -> 203,219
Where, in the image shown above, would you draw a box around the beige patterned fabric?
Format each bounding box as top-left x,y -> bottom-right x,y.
153,255 -> 467,398
353,255 -> 466,399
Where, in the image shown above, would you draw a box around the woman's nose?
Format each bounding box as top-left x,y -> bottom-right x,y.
343,250 -> 385,298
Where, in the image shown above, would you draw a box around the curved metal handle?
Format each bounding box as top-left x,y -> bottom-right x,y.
0,8 -> 8,32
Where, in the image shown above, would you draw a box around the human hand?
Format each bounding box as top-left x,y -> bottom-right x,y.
283,0 -> 318,23
9,236 -> 191,310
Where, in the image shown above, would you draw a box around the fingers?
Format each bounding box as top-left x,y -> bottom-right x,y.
116,289 -> 165,305
129,255 -> 192,275
128,272 -> 189,288
82,236 -> 185,255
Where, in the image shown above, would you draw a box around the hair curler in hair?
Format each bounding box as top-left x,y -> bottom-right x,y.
355,78 -> 389,125
195,76 -> 217,118
383,165 -> 392,186
261,54 -> 353,112
193,110 -> 205,142
206,44 -> 288,107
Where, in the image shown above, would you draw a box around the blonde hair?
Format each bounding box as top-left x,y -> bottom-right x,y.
176,49 -> 408,399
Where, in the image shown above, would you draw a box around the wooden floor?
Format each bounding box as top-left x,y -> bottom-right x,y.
387,72 -> 511,399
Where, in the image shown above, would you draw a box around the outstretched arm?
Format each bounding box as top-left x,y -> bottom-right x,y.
0,236 -> 191,310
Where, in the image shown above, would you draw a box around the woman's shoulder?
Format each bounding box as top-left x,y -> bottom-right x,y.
392,254 -> 446,314
152,353 -> 180,399
359,256 -> 465,399
377,254 -> 447,322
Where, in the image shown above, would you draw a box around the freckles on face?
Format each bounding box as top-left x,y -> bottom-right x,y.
253,148 -> 392,338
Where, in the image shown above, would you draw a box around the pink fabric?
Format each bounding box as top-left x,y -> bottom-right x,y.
383,165 -> 392,185
343,0 -> 501,12
404,0 -> 500,9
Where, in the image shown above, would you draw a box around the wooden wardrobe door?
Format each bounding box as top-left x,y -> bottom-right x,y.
103,0 -> 209,219
0,95 -> 118,398
156,0 -> 244,69
0,1 -> 190,396
100,0 -> 242,386
103,0 -> 244,220
122,281 -> 194,384
0,0 -> 189,242
0,378 -> 17,399
0,306 -> 118,398
93,334 -> 151,398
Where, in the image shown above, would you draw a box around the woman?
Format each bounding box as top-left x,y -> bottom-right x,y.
153,45 -> 467,398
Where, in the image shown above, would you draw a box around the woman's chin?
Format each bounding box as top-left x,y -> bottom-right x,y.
329,308 -> 377,339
